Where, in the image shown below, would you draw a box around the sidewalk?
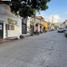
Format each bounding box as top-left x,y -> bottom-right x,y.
0,32 -> 44,43
22,33 -> 31,38
0,39 -> 10,43
0,33 -> 31,44
0,32 -> 41,43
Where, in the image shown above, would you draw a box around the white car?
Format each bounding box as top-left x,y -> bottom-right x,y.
57,28 -> 65,33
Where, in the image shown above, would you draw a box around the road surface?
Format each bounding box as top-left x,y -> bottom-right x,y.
0,31 -> 67,67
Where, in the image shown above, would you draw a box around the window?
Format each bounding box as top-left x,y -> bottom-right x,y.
6,24 -> 14,30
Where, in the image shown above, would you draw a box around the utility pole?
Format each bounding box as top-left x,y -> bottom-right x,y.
51,16 -> 55,30
52,16 -> 54,23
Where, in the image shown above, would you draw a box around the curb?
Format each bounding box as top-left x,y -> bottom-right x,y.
0,33 -> 41,44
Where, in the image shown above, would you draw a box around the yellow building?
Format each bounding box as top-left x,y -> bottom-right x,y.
36,16 -> 49,32
34,16 -> 49,32
41,20 -> 49,32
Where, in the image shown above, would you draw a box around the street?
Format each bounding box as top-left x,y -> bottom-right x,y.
0,31 -> 67,67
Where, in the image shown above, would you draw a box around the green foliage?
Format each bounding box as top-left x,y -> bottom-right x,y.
10,0 -> 51,17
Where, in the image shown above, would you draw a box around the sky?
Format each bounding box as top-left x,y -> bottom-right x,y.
36,0 -> 67,23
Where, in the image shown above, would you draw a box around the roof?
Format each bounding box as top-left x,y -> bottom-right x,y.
63,20 -> 67,24
65,20 -> 67,22
35,16 -> 44,20
0,4 -> 21,22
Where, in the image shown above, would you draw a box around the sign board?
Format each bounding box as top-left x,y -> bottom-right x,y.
8,18 -> 17,25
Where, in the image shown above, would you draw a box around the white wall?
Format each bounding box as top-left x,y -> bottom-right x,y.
7,18 -> 22,38
0,4 -> 22,39
35,19 -> 40,24
27,17 -> 31,33
3,23 -> 6,39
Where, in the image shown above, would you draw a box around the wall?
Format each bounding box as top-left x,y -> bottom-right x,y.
7,18 -> 22,38
0,4 -> 22,39
27,17 -> 31,33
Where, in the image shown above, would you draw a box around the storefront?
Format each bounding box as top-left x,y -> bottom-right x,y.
0,4 -> 22,39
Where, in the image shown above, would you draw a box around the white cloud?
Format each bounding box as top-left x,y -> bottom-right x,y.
48,15 -> 61,23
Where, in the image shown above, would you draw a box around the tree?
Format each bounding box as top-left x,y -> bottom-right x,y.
10,0 -> 50,17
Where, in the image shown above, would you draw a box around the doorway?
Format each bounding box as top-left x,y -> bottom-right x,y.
0,23 -> 3,39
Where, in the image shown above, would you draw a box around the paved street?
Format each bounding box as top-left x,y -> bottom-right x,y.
0,31 -> 67,67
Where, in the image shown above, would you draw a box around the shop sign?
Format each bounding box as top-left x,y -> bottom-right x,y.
8,18 -> 17,25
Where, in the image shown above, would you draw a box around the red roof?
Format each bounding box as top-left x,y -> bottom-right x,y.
35,16 -> 45,20
64,20 -> 67,22
63,20 -> 67,24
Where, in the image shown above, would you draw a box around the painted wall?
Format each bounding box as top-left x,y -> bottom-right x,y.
27,17 -> 31,33
0,4 -> 22,39
7,18 -> 22,38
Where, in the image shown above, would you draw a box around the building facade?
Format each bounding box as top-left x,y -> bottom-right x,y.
0,4 -> 22,39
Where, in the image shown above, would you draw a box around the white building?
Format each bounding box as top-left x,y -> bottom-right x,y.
0,4 -> 22,39
26,16 -> 41,34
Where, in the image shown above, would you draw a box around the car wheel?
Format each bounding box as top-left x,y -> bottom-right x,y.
20,35 -> 24,39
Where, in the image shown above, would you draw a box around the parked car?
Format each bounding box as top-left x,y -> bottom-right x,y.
57,28 -> 65,33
